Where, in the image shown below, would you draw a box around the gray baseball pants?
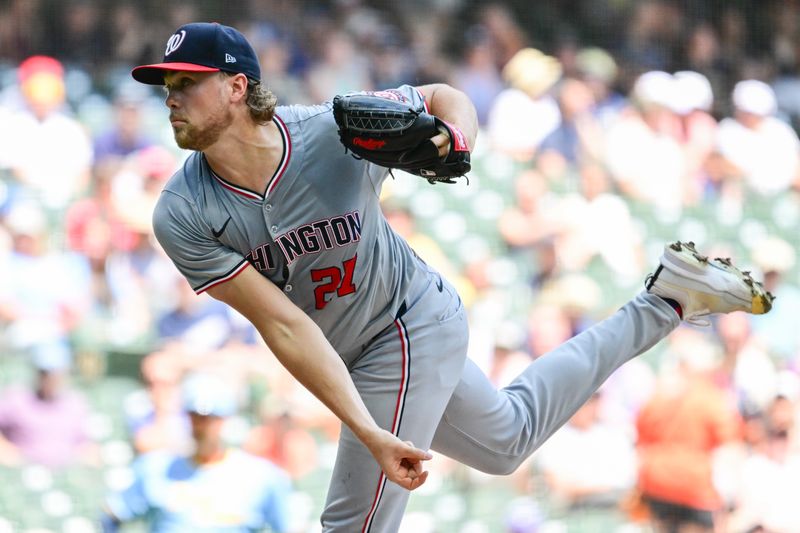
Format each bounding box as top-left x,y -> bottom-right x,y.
321,268 -> 679,532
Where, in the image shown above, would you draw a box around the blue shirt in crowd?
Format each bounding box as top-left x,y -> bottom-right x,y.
106,448 -> 290,532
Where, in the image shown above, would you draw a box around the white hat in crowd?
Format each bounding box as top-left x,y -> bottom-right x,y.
672,70 -> 714,113
632,70 -> 675,109
732,79 -> 777,116
633,70 -> 714,114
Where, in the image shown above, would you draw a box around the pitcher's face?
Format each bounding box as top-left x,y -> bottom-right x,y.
163,71 -> 233,151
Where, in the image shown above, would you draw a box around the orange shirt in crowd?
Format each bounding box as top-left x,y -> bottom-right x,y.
636,376 -> 742,510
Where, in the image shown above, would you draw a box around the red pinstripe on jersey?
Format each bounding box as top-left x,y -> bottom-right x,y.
361,316 -> 411,533
266,114 -> 291,196
206,114 -> 291,200
194,259 -> 249,294
208,168 -> 263,199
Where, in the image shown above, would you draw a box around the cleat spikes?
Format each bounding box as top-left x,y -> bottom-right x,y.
647,241 -> 774,325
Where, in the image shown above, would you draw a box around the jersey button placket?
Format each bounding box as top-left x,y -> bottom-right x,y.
263,203 -> 275,233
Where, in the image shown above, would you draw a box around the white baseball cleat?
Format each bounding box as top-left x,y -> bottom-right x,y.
646,241 -> 774,326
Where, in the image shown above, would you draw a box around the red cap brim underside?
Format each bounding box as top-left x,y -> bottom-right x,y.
131,62 -> 220,85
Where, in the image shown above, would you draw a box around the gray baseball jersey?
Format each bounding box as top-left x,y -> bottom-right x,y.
153,86 -> 424,364
152,85 -> 681,532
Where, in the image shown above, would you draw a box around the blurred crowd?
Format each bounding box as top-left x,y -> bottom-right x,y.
1,0 -> 800,532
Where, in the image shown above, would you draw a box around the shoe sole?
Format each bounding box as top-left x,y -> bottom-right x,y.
662,241 -> 773,315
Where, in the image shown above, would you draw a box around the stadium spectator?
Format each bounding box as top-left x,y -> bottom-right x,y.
0,341 -> 97,468
1,55 -> 92,211
635,329 -> 742,533
107,3 -> 154,68
771,2 -> 800,132
498,169 -> 562,252
459,251 -> 536,382
749,236 -> 800,363
242,341 -> 342,445
368,29 -> 418,92
715,80 -> 800,196
56,0 -> 108,67
0,0 -> 43,62
770,2 -> 800,76
111,145 -> 177,236
485,321 -> 532,388
525,303 -> 575,359
102,216 -> 183,346
714,311 -> 778,414
123,349 -> 191,455
604,70 -> 688,212
717,8 -> 749,81
535,273 -> 600,337
251,27 -> 312,106
551,163 -> 645,279
477,3 -> 527,69
488,48 -> 562,161
103,373 -> 291,532
618,0 -> 682,72
243,395 -> 319,481
93,83 -> 156,162
502,162 -> 644,282
536,391 -> 636,528
64,159 -> 163,348
0,201 -> 91,349
671,70 -> 718,203
382,200 -> 475,306
682,24 -> 729,115
536,77 -> 598,171
0,100 -> 13,177
574,46 -> 625,129
449,26 -> 505,126
65,161 -> 140,324
596,356 -> 657,439
306,30 -> 372,103
65,159 -> 139,261
727,394 -> 800,533
67,146 -> 186,345
504,497 -> 545,533
156,278 -> 244,351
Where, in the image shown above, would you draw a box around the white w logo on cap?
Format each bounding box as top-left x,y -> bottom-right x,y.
165,30 -> 186,56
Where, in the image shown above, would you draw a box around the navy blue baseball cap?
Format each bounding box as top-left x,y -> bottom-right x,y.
132,22 -> 261,85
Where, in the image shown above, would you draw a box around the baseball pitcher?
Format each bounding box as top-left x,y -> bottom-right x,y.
130,23 -> 773,532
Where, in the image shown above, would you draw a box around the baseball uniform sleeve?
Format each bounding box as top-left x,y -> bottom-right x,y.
152,191 -> 248,293
395,84 -> 427,109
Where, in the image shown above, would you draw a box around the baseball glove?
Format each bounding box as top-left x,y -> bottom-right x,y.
332,91 -> 471,184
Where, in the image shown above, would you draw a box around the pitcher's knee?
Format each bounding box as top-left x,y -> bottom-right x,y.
472,452 -> 525,476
